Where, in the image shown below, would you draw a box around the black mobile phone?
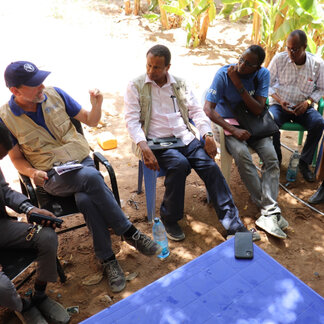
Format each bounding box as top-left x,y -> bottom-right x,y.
234,232 -> 253,259
28,213 -> 63,228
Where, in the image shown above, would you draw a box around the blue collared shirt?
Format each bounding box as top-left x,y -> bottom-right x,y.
206,64 -> 270,118
1,87 -> 81,145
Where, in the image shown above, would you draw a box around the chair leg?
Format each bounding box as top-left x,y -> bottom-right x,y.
56,257 -> 67,283
143,164 -> 158,223
298,131 -> 304,146
137,160 -> 144,194
217,125 -> 232,184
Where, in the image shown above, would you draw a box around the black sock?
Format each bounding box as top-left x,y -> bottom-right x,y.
103,254 -> 116,263
123,225 -> 137,238
33,281 -> 47,301
21,297 -> 32,312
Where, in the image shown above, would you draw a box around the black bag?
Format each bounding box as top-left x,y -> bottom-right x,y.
147,136 -> 185,151
225,99 -> 279,139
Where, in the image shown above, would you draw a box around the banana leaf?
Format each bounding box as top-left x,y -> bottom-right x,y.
163,5 -> 185,15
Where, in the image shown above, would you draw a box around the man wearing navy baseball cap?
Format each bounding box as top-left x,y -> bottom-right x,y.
4,61 -> 51,88
0,61 -> 161,298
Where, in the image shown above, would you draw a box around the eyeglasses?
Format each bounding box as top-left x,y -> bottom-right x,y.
286,46 -> 301,54
239,57 -> 259,68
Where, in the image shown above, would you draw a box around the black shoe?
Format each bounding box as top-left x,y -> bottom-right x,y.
103,259 -> 126,293
299,160 -> 315,182
161,219 -> 185,241
124,230 -> 162,255
309,185 -> 324,204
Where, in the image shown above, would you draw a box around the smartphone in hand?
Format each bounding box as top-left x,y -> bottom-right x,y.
29,213 -> 63,228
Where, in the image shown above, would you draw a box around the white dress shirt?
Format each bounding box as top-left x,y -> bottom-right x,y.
124,73 -> 211,145
268,51 -> 324,106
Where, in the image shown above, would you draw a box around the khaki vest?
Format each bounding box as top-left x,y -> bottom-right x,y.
0,87 -> 90,171
132,74 -> 195,158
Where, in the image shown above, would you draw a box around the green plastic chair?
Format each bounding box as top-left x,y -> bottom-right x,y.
275,97 -> 324,166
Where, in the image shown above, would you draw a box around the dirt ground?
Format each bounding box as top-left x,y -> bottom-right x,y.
0,1 -> 324,323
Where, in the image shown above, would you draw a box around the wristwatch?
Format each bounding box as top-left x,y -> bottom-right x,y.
306,99 -> 312,107
203,132 -> 213,139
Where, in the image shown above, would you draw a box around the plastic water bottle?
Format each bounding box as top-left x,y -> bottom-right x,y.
152,218 -> 170,259
286,150 -> 300,182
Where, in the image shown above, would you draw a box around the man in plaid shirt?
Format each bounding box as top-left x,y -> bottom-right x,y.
268,29 -> 324,182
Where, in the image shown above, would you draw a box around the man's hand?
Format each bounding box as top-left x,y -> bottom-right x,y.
293,100 -> 309,116
31,170 -> 48,186
204,136 -> 217,159
27,207 -> 57,229
138,141 -> 160,171
232,128 -> 251,141
279,99 -> 295,114
227,65 -> 242,89
89,88 -> 103,109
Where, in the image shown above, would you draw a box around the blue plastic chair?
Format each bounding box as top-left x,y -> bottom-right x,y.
137,160 -> 165,223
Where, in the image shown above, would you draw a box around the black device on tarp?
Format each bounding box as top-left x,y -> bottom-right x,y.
234,232 -> 253,259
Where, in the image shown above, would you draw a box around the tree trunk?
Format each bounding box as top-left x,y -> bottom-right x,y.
124,0 -> 132,15
134,0 -> 140,15
252,2 -> 261,44
158,0 -> 169,29
199,10 -> 210,43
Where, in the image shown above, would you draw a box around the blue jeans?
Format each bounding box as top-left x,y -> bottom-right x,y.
225,136 -> 281,217
44,156 -> 132,261
269,104 -> 324,164
153,138 -> 244,233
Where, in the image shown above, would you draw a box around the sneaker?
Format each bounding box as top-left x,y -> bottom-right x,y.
255,215 -> 287,239
309,184 -> 324,204
125,230 -> 162,255
33,295 -> 70,324
15,307 -> 48,324
103,259 -> 126,293
277,214 -> 289,231
161,220 -> 185,241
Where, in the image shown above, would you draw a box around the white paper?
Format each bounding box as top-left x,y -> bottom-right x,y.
54,162 -> 83,175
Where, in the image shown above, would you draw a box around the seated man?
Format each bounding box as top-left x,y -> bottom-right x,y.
0,61 -> 161,294
124,44 -> 259,241
268,29 -> 324,182
0,123 -> 70,324
204,45 -> 288,239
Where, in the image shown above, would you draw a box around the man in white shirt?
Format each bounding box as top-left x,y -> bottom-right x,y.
124,44 -> 259,241
268,30 -> 324,182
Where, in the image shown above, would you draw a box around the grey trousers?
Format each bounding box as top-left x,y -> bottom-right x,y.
44,156 -> 132,261
225,136 -> 281,217
0,218 -> 58,311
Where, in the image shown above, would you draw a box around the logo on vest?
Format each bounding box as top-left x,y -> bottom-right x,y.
45,102 -> 59,114
24,63 -> 35,73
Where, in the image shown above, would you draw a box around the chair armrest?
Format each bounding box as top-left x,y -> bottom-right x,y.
92,152 -> 121,206
18,173 -> 38,207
